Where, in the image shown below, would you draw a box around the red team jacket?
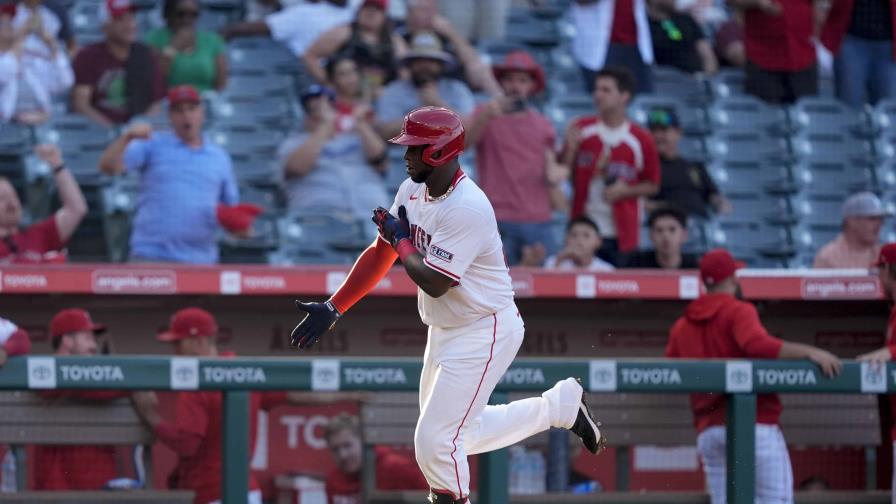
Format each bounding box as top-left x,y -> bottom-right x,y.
34,390 -> 130,490
665,293 -> 784,433
325,446 -> 429,504
886,306 -> 896,439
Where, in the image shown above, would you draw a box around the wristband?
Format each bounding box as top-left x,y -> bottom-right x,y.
395,239 -> 416,263
52,164 -> 66,175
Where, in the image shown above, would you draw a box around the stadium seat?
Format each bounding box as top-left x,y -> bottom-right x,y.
652,66 -> 709,105
228,38 -> 301,78
63,182 -> 112,262
222,74 -> 295,100
710,68 -> 746,99
212,96 -> 299,129
275,213 -> 367,265
706,130 -> 790,164
790,131 -> 875,165
793,160 -> 879,196
708,95 -> 788,135
219,215 -> 280,264
36,114 -> 116,154
0,123 -> 32,154
871,98 -> 896,134
789,96 -> 872,136
629,95 -> 709,135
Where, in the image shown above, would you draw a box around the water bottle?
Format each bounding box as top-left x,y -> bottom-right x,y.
532,450 -> 547,494
508,446 -> 525,495
1,449 -> 16,493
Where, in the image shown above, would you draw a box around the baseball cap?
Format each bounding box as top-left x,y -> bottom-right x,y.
842,191 -> 892,219
0,3 -> 17,17
699,248 -> 746,287
646,106 -> 680,129
876,243 -> 896,266
492,50 -> 546,94
167,85 -> 201,106
401,32 -> 454,65
361,0 -> 388,10
50,309 -> 107,339
216,203 -> 263,233
98,0 -> 134,23
299,84 -> 335,110
157,307 -> 218,342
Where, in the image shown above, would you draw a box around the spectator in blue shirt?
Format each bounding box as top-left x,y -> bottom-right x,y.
98,85 -> 240,264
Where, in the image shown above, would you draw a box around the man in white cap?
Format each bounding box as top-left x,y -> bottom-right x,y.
813,191 -> 893,269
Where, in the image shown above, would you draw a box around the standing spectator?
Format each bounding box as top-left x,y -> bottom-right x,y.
98,85 -> 242,264
323,413 -> 428,502
561,66 -> 660,266
436,0 -> 508,43
713,11 -> 745,68
647,0 -> 718,75
466,50 -> 565,265
666,248 -> 841,504
0,2 -> 72,124
11,0 -> 61,53
35,308 -> 131,490
146,0 -> 228,92
279,82 -> 387,237
0,144 -> 87,263
622,206 -> 698,269
221,0 -> 357,58
0,316 -> 30,367
813,191 -> 891,269
820,0 -> 896,107
571,0 -> 654,94
71,0 -> 165,126
399,0 -> 500,94
857,244 -> 896,500
728,0 -> 817,104
646,106 -> 730,219
541,216 -> 615,271
303,0 -> 407,99
375,31 -> 474,139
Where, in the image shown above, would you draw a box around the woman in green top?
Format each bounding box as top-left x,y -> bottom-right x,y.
145,0 -> 228,92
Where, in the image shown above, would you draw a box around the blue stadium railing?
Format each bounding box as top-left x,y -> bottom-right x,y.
1,357 -> 892,504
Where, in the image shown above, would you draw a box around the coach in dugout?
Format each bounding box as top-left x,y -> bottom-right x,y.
665,248 -> 841,504
35,308 -> 131,490
0,144 -> 87,264
131,307 -> 353,504
857,243 -> 896,500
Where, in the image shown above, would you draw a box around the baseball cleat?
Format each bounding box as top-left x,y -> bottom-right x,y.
570,379 -> 608,454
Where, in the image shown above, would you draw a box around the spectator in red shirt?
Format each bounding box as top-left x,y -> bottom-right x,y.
0,316 -> 30,366
323,413 -> 427,504
571,0 -> 654,94
665,248 -> 841,504
857,243 -> 896,496
465,50 -> 567,265
0,144 -> 87,264
71,0 -> 165,126
561,66 -> 660,266
35,308 -> 131,490
728,0 -> 817,104
820,0 -> 896,107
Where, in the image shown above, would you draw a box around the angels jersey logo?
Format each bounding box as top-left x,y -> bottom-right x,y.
411,224 -> 432,254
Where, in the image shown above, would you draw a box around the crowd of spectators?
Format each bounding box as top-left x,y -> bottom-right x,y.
0,0 -> 893,271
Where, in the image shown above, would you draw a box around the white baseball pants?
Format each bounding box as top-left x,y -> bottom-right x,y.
414,303 -> 582,502
697,424 -> 793,504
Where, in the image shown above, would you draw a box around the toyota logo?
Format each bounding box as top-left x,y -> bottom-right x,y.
731,369 -> 749,385
593,369 -> 612,384
315,368 -> 336,382
31,365 -> 52,381
176,367 -> 195,382
865,367 -> 884,385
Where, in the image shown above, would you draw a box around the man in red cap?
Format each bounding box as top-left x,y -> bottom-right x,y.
98,85 -> 251,264
132,307 -> 337,504
665,249 -> 841,504
466,50 -> 566,266
857,243 -> 896,498
71,0 -> 165,125
34,308 -> 131,490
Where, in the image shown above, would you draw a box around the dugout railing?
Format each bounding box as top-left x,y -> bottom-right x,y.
0,356 -> 892,504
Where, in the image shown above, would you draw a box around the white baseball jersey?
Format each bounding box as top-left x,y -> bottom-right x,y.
387,169 -> 514,329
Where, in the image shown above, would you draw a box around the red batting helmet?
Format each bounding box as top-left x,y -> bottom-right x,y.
389,106 -> 465,167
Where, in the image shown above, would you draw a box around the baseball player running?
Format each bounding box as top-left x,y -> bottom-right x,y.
291,106 -> 606,503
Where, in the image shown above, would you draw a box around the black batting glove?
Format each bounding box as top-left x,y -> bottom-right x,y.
372,205 -> 411,248
291,300 -> 341,349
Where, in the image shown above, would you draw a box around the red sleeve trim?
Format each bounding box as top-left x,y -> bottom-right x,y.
423,257 -> 461,281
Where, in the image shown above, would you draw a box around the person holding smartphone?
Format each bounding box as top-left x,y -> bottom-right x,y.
465,50 -> 566,266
